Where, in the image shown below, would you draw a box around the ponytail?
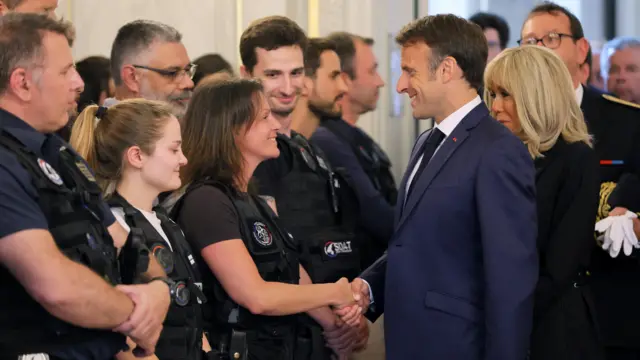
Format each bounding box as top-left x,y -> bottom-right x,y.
70,105 -> 99,168
69,100 -> 173,198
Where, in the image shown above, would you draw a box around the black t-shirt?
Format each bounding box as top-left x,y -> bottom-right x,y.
176,186 -> 242,251
252,137 -> 294,198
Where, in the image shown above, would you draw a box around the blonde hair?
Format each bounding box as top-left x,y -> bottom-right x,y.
483,45 -> 591,158
69,99 -> 174,197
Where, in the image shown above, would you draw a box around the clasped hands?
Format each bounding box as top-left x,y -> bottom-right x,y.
113,280 -> 172,357
324,278 -> 372,359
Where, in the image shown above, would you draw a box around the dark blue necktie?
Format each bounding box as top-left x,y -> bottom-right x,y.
407,128 -> 446,197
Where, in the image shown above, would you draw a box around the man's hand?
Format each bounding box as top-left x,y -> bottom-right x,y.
334,278 -> 369,325
324,317 -> 356,359
610,206 -> 629,216
113,281 -> 171,355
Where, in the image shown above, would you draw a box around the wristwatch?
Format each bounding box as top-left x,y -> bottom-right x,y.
150,276 -> 190,306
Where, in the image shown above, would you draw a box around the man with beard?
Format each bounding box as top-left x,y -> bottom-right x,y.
291,38 -> 347,139
311,32 -> 393,270
243,17 -> 368,359
105,20 -> 194,120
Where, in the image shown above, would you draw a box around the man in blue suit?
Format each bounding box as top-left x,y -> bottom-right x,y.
336,14 -> 539,360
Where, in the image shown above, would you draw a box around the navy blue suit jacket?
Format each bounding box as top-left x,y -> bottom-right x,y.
361,103 -> 538,360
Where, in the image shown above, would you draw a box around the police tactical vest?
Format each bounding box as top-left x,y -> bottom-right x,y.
108,193 -> 206,360
0,130 -> 122,356
172,179 -> 299,356
275,132 -> 361,284
320,118 -> 398,205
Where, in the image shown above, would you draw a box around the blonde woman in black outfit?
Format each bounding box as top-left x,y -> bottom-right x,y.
485,45 -> 603,360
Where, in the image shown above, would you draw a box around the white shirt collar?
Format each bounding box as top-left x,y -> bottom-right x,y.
435,96 -> 482,136
575,84 -> 584,106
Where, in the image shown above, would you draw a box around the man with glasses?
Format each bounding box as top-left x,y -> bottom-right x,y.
521,3 -> 640,359
106,20 -> 195,120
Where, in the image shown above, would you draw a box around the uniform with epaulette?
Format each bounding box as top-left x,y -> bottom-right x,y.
580,85 -> 640,352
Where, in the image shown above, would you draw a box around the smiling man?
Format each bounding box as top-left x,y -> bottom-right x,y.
107,20 -> 195,120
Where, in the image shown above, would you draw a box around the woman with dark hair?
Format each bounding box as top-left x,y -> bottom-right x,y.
169,78 -> 361,360
76,56 -> 115,112
192,53 -> 234,86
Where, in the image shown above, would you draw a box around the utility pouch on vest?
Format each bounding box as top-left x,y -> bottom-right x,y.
119,227 -> 150,284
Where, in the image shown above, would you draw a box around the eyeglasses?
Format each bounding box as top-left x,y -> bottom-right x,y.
517,32 -> 577,49
132,63 -> 197,81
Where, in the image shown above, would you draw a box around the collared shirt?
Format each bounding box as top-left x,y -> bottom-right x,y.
405,96 -> 483,195
0,108 -> 115,239
575,84 -> 584,106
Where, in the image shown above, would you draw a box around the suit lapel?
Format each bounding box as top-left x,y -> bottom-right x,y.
396,104 -> 488,232
396,130 -> 431,222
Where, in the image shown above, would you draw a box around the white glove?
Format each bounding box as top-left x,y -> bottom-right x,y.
596,212 -> 639,258
622,211 -> 639,256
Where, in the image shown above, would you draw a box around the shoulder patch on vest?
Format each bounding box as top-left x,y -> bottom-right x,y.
252,221 -> 273,247
37,158 -> 63,186
602,94 -> 640,109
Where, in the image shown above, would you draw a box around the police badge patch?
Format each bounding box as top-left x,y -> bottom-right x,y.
37,158 -> 63,186
252,221 -> 273,246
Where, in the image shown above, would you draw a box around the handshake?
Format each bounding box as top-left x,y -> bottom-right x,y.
322,278 -> 372,359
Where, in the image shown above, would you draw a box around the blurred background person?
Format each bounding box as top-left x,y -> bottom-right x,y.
76,56 -> 115,112
192,53 -> 234,86
485,45 -> 602,360
601,37 -> 640,104
469,11 -> 510,62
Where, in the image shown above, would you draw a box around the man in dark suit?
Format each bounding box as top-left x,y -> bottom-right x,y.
336,14 -> 538,360
521,3 -> 640,358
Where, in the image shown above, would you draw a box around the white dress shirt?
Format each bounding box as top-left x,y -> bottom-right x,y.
575,84 -> 584,106
405,96 -> 483,198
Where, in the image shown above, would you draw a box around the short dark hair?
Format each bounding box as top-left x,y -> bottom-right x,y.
469,12 -> 510,49
526,2 -> 584,39
239,16 -> 308,73
192,53 -> 233,85
0,13 -> 75,95
396,14 -> 487,91
304,38 -> 338,77
110,20 -> 182,85
326,31 -> 374,79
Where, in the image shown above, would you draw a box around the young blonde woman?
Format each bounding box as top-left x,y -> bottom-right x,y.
70,99 -> 211,360
170,79 -> 361,360
484,45 -> 603,360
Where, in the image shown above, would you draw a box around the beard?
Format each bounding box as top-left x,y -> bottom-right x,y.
308,99 -> 341,118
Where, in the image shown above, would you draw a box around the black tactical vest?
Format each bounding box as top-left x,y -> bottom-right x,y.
0,130 -> 123,356
108,193 -> 206,360
275,132 -> 361,284
172,179 -> 299,359
320,118 -> 398,205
